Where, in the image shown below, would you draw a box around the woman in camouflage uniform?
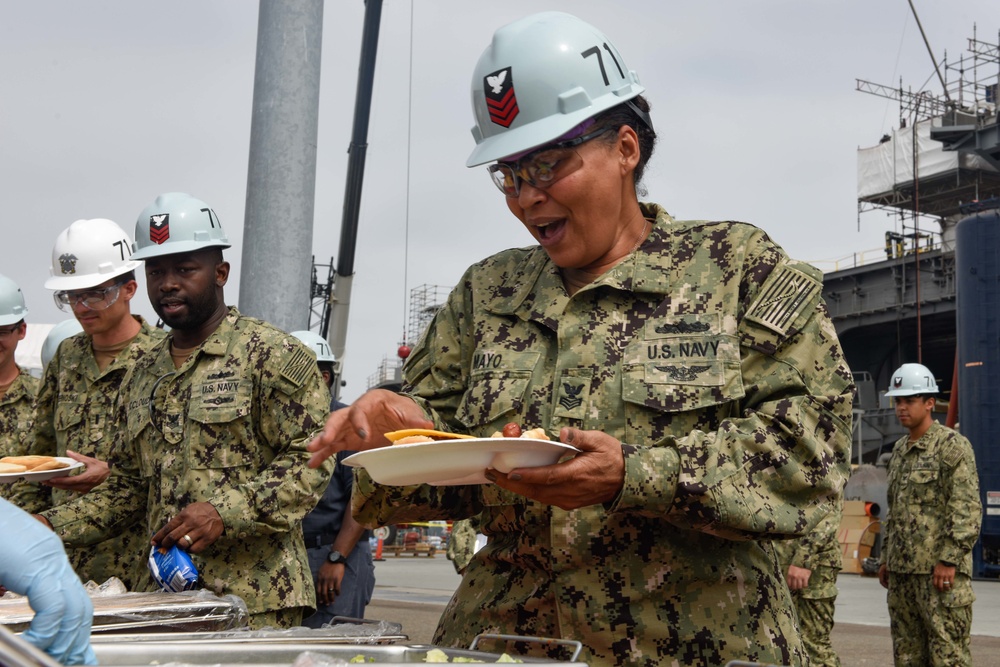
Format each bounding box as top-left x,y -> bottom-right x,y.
311,11 -> 853,667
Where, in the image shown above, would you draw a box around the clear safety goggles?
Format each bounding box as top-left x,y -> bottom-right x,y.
487,127 -> 612,198
53,284 -> 121,312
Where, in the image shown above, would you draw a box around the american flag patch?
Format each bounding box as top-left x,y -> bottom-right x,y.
745,263 -> 821,336
281,346 -> 314,386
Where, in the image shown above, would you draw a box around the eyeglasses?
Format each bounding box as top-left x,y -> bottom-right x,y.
487,127 -> 612,197
0,325 -> 22,338
53,284 -> 121,312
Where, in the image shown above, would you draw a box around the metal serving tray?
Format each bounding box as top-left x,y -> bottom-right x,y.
92,635 -> 588,666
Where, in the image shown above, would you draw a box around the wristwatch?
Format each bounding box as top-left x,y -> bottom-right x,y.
327,550 -> 347,565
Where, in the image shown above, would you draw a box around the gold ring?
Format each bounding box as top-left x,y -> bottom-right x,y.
183,534 -> 193,546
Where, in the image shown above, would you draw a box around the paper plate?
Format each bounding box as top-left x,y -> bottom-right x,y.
342,438 -> 579,486
0,457 -> 85,484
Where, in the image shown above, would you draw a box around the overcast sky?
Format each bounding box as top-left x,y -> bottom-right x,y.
2,1 -> 996,401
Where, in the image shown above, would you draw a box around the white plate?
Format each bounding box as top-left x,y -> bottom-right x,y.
0,457 -> 85,484
342,438 -> 579,486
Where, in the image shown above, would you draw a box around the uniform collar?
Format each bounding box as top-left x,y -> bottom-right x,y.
486,202 -> 677,323
185,306 -> 240,358
61,315 -> 154,378
0,366 -> 34,404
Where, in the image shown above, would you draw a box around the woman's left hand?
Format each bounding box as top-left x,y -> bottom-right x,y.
484,427 -> 625,509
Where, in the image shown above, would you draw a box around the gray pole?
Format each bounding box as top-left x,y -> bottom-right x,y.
239,0 -> 324,331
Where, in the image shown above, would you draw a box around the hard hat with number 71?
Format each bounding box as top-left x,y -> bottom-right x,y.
132,192 -> 231,260
290,330 -> 336,364
885,363 -> 939,396
466,11 -> 646,167
44,218 -> 141,291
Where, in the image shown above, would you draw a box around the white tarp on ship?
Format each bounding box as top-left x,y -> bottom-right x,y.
857,117 -> 998,199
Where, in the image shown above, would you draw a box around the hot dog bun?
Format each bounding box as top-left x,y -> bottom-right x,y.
0,455 -> 70,471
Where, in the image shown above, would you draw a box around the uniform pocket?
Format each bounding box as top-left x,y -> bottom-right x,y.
186,401 -> 253,470
906,465 -> 940,505
55,400 -> 84,432
455,351 -> 539,431
621,314 -> 743,443
623,313 -> 744,412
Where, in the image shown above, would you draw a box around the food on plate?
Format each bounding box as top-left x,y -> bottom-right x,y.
384,428 -> 476,445
490,423 -> 551,440
0,455 -> 71,472
0,462 -> 28,473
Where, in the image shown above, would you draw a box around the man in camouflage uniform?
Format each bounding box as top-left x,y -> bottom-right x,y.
38,193 -> 333,629
878,363 -> 981,666
774,496 -> 844,666
14,221 -> 162,592
310,13 -> 853,667
0,274 -> 39,504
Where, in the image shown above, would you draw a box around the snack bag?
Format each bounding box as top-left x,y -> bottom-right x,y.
148,544 -> 199,592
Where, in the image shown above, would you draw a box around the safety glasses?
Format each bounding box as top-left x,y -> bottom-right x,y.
487,127 -> 612,197
53,284 -> 121,312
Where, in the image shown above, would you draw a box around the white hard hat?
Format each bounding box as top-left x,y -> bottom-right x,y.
132,192 -> 231,260
41,319 -> 84,369
466,11 -> 646,167
885,363 -> 940,396
44,219 -> 141,291
0,274 -> 28,326
290,330 -> 336,364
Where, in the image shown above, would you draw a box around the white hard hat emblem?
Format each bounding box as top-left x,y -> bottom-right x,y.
58,253 -> 78,275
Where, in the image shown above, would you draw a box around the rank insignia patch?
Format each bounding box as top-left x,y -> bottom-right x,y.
150,214 -> 170,245
484,67 -> 519,128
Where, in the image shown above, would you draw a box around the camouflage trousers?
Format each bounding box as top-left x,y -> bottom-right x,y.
887,572 -> 973,666
248,607 -> 304,630
792,595 -> 840,667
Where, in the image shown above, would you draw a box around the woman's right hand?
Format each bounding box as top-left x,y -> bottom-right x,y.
308,389 -> 433,467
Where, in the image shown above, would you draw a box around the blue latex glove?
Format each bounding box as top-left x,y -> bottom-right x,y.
0,498 -> 96,665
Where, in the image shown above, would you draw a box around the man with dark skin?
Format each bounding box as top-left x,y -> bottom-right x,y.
39,193 -> 332,628
145,246 -> 231,548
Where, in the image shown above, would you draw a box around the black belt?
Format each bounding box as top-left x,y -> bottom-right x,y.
303,533 -> 338,548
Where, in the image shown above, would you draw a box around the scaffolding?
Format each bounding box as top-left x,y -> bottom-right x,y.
365,284 -> 452,391
856,28 -> 1000,222
406,284 -> 452,346
307,256 -> 335,336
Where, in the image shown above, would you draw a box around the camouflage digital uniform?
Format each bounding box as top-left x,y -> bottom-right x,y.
0,367 -> 39,504
41,308 -> 335,626
773,496 -> 843,667
353,203 -> 854,667
12,318 -> 164,592
445,516 -> 481,574
880,421 -> 981,666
